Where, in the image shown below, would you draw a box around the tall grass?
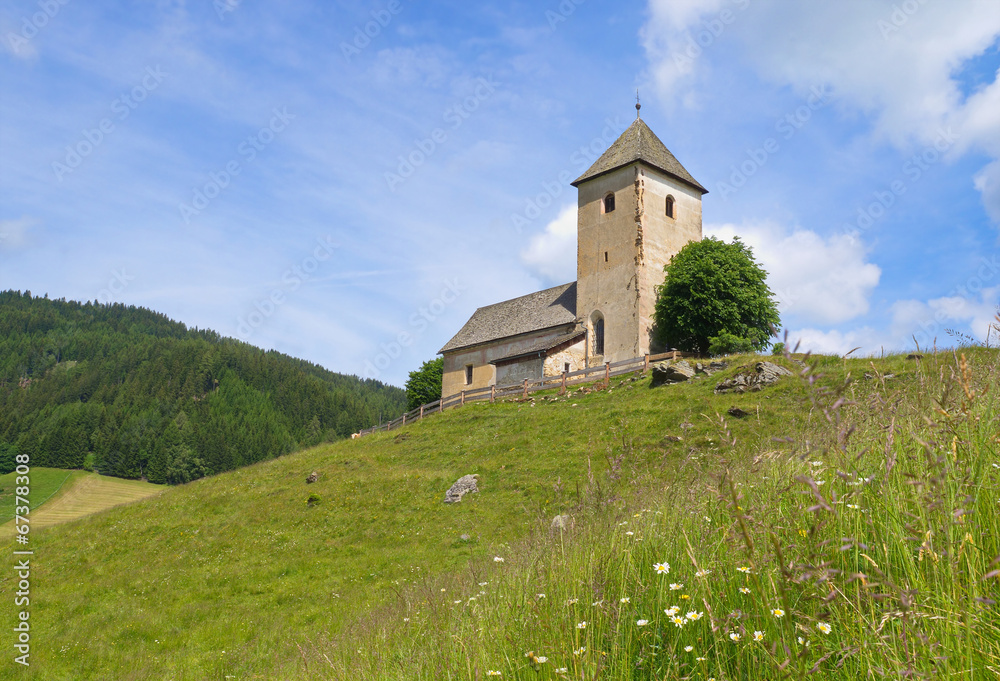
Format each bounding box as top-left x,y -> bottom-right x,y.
317,349 -> 1000,679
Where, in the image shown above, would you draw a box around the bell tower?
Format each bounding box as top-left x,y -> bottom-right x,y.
572,104 -> 707,364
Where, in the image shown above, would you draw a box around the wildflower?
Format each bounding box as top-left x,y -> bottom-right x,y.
680,594 -> 690,600
625,531 -> 634,536
669,583 -> 683,590
817,622 -> 832,635
665,606 -> 680,616
636,619 -> 649,626
704,516 -> 712,522
441,588 -> 446,592
730,632 -> 741,642
576,621 -> 587,629
591,600 -> 604,606
739,588 -> 751,594
686,610 -> 703,621
772,608 -> 785,618
696,656 -> 707,661
654,562 -> 670,574
486,672 -> 502,677
573,647 -> 586,655
479,582 -> 488,586
493,556 -> 504,563
567,598 -> 578,605
453,600 -> 462,604
620,597 -> 630,604
737,566 -> 751,574
403,617 -> 410,622
684,646 -> 694,652
798,636 -> 810,647
753,630 -> 764,642
537,593 -> 546,599
847,504 -> 859,509
671,616 -> 686,628
695,569 -> 711,577
536,656 -> 548,664
556,668 -> 568,673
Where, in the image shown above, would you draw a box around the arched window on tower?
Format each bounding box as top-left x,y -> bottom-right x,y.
603,193 -> 615,213
591,312 -> 605,356
665,195 -> 675,219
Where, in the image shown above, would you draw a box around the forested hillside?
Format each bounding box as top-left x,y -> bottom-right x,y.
0,290 -> 406,483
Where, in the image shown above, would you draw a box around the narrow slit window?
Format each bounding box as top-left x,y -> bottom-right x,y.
665,195 -> 675,219
564,362 -> 571,373
594,318 -> 605,356
604,251 -> 608,263
465,365 -> 473,385
603,193 -> 615,213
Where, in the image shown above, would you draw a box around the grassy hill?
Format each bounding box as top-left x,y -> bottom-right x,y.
0,348 -> 997,680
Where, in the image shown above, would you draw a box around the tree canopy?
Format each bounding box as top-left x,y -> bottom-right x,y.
653,237 -> 780,355
0,290 -> 407,480
405,357 -> 443,411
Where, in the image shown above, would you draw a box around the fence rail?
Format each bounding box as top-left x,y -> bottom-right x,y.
354,350 -> 699,437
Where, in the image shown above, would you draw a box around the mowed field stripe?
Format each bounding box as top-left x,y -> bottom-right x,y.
0,473 -> 163,536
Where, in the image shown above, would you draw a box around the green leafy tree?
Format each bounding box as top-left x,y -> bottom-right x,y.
405,358 -> 443,411
654,237 -> 780,355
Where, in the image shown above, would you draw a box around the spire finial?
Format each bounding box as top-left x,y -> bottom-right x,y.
635,90 -> 641,118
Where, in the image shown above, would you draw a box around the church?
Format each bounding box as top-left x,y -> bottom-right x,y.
438,105 -> 707,399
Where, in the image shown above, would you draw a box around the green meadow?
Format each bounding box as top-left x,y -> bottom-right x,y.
0,349 -> 997,679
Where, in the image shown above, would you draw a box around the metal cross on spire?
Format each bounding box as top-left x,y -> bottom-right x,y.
635,90 -> 641,118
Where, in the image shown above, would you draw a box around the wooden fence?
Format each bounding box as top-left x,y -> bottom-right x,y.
355,350 -> 698,438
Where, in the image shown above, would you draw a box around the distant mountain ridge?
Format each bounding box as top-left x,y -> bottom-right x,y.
0,290 -> 406,483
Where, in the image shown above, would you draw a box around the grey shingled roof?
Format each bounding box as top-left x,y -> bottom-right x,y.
571,117 -> 707,193
439,282 -> 577,354
489,329 -> 586,364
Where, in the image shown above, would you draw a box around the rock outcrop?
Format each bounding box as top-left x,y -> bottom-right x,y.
651,360 -> 696,386
306,471 -> 319,483
444,474 -> 480,504
715,361 -> 792,394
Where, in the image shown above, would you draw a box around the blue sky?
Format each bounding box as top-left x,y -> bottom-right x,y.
1,0 -> 999,388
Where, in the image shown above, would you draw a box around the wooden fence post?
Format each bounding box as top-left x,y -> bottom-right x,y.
490,385 -> 495,403
560,371 -> 567,395
605,362 -> 610,386
461,390 -> 466,406
644,353 -> 649,371
402,413 -> 406,426
523,379 -> 528,398
420,405 -> 424,420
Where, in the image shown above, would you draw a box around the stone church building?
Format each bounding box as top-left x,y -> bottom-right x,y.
438,108 -> 707,399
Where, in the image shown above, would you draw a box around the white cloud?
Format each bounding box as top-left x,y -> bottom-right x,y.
519,204 -> 577,283
784,327 -> 892,357
706,221 -> 881,325
0,216 -> 37,251
643,0 -> 1000,224
891,286 -> 1000,348
974,159 -> 1000,225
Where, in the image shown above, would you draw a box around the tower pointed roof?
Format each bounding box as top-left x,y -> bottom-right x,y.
571,117 -> 707,193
